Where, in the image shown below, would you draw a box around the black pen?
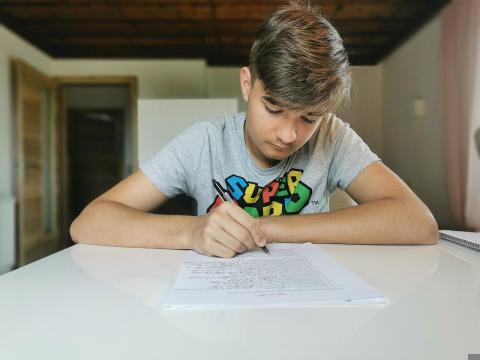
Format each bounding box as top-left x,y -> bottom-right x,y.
212,179 -> 269,255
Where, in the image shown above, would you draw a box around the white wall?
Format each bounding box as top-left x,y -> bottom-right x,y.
382,15 -> 453,227
51,60 -> 206,99
337,66 -> 383,156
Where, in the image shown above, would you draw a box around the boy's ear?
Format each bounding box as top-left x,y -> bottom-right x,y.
240,67 -> 252,102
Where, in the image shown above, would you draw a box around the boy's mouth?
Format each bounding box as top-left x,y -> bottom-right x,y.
270,143 -> 290,151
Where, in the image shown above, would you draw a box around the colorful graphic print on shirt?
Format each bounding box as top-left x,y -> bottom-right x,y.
207,169 -> 312,217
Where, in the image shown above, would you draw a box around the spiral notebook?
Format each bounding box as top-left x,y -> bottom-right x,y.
439,230 -> 480,251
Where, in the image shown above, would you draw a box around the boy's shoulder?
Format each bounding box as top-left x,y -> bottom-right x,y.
191,112 -> 242,134
311,113 -> 350,149
326,113 -> 350,136
192,113 -> 240,131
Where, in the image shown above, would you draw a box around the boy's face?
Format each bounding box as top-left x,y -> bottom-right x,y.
240,67 -> 324,169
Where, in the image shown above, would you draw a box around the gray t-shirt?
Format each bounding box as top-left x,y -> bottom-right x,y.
141,112 -> 380,216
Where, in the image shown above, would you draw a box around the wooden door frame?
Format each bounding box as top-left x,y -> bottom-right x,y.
54,76 -> 138,248
12,59 -> 58,265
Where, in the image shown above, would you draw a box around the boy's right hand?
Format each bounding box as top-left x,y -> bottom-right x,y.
189,202 -> 267,258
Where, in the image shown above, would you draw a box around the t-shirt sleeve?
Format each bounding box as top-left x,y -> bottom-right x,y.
327,123 -> 380,193
140,122 -> 207,198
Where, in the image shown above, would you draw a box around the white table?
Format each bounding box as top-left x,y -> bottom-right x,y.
0,240 -> 479,360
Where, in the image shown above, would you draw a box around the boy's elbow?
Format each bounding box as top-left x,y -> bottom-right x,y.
69,218 -> 81,244
70,211 -> 91,244
69,201 -> 99,244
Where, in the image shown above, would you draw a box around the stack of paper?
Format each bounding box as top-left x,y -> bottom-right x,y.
163,243 -> 386,309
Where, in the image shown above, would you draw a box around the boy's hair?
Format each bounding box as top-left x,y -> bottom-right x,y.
249,0 -> 351,113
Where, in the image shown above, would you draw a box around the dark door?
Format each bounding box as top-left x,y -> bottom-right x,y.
68,109 -> 124,230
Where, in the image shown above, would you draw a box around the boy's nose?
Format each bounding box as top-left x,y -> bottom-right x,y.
276,123 -> 297,145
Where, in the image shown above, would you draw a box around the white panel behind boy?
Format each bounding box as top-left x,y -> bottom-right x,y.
138,99 -> 238,165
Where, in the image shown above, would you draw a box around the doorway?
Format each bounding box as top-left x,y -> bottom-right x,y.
57,80 -> 138,247
68,108 -> 124,223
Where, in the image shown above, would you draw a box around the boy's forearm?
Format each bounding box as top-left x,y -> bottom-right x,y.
260,198 -> 439,245
70,200 -> 196,249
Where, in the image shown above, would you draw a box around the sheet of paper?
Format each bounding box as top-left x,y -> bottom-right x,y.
163,243 -> 386,309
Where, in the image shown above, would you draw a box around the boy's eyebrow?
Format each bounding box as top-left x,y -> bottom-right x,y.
262,95 -> 323,116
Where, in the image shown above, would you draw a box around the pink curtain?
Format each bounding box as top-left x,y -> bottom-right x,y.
442,0 -> 480,231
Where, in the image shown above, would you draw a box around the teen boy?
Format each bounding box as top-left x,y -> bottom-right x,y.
70,1 -> 438,258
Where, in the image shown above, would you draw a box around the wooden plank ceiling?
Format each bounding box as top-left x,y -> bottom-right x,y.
0,0 -> 450,66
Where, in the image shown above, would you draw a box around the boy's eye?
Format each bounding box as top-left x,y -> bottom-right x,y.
301,116 -> 317,125
265,105 -> 283,115
265,103 -> 317,124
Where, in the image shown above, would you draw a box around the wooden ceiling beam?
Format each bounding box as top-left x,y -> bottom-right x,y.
1,4 -> 214,21
1,3 -> 424,21
332,19 -> 405,32
8,18 -> 408,42
12,20 -> 262,36
0,0 -> 429,5
36,35 -> 256,47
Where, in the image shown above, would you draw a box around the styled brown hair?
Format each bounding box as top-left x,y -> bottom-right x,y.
249,0 -> 351,114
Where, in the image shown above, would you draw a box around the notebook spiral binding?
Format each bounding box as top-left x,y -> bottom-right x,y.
440,233 -> 480,251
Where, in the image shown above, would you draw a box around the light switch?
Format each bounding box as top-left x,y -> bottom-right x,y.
413,97 -> 426,117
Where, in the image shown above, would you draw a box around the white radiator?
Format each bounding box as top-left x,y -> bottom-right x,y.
0,196 -> 16,274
